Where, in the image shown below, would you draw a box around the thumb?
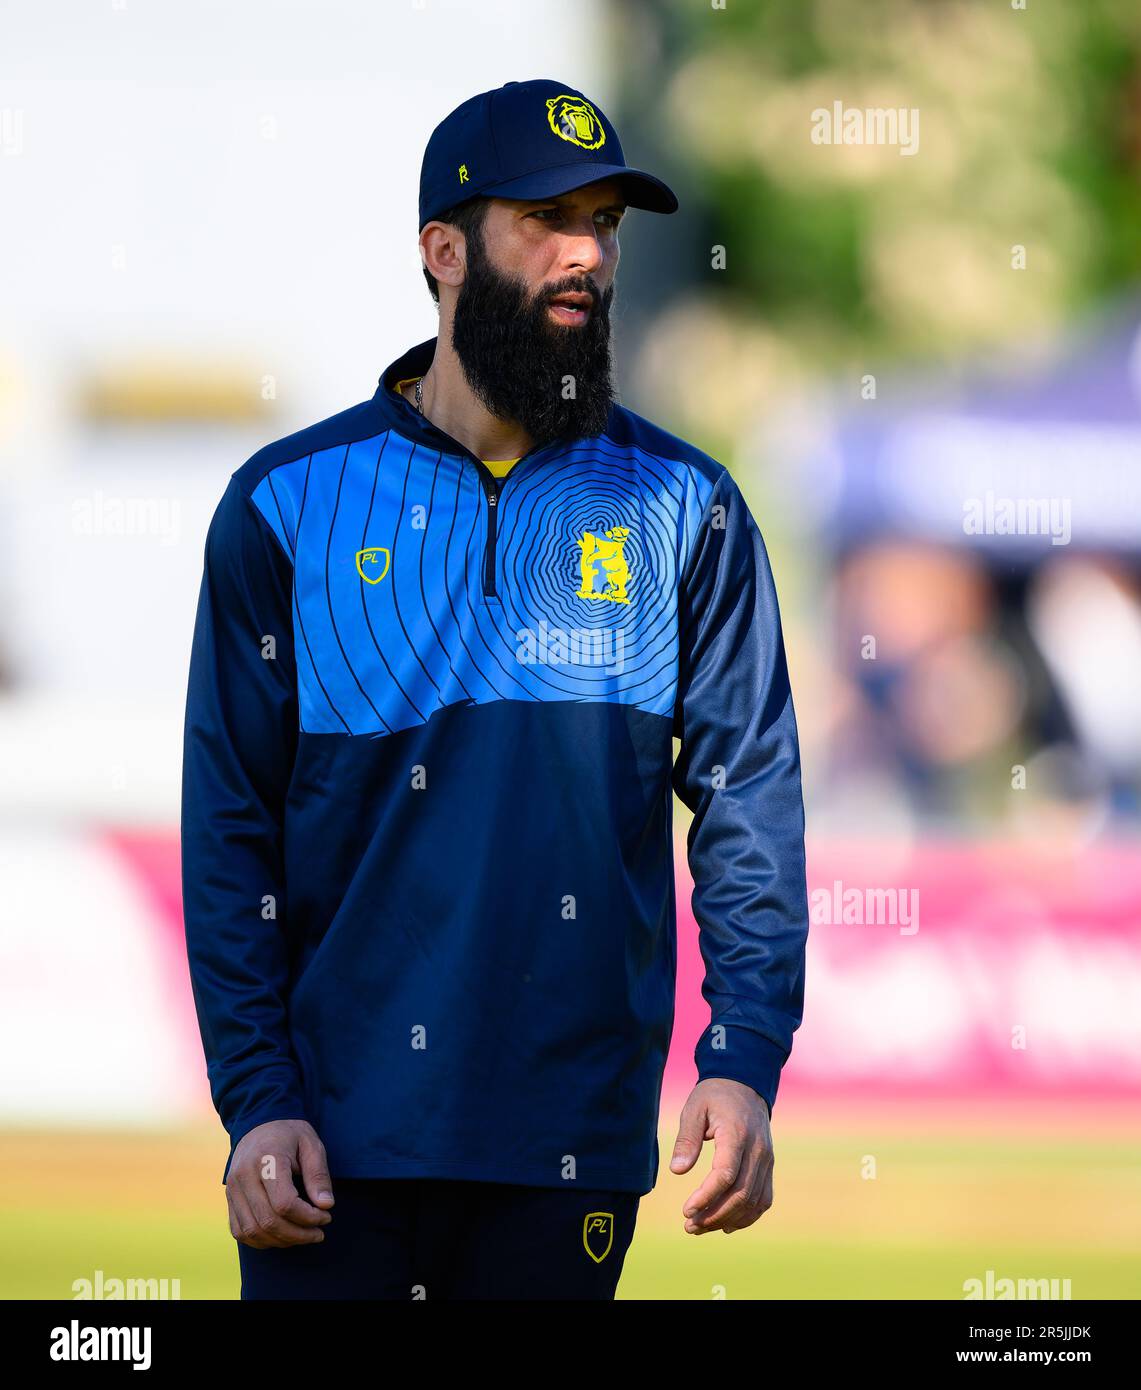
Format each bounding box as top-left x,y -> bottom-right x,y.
669,1100 -> 708,1174
297,1129 -> 335,1208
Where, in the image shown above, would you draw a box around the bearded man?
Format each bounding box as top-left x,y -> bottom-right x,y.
181,78 -> 809,1302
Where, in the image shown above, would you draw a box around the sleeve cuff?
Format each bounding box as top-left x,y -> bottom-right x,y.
695,1026 -> 788,1119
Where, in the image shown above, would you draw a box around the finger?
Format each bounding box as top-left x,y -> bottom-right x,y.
226,1189 -> 242,1243
687,1130 -> 769,1233
669,1098 -> 709,1175
242,1172 -> 326,1247
723,1149 -> 772,1233
687,1169 -> 754,1234
228,1184 -> 267,1249
759,1149 -> 775,1213
719,1161 -> 763,1235
683,1125 -> 746,1227
263,1156 -> 332,1229
297,1130 -> 336,1209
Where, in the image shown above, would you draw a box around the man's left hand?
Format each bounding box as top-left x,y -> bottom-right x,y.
669,1078 -> 774,1235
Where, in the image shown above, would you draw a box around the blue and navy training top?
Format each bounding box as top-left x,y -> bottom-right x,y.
181,335 -> 809,1194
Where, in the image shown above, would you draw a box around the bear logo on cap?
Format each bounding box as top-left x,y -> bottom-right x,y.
546,94 -> 606,150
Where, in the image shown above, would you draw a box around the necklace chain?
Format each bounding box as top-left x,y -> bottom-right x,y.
414,375 -> 424,415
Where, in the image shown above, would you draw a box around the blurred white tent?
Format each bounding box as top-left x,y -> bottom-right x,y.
0,0 -> 607,827
0,0 -> 607,1121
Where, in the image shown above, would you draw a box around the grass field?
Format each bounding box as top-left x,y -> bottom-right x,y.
4,1098 -> 1138,1300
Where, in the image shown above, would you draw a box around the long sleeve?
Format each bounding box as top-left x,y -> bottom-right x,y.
181,474 -> 308,1178
671,468 -> 809,1118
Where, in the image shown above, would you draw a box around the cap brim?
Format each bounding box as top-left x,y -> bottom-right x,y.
477,162 -> 678,215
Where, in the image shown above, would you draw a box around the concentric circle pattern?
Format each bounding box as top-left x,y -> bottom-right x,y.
251,428 -> 718,737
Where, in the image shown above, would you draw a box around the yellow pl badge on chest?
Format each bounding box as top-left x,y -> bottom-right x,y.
576,526 -> 631,604
355,547 -> 391,584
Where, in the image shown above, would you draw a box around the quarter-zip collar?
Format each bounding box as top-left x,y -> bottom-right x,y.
373,336 -> 453,452
373,336 -> 547,605
374,336 -> 538,471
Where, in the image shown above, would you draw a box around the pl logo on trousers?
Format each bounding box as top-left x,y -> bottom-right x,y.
583,1212 -> 614,1263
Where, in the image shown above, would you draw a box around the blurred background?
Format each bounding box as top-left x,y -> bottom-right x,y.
1,0 -> 1139,1299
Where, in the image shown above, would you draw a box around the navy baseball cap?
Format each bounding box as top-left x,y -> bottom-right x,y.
418,78 -> 678,231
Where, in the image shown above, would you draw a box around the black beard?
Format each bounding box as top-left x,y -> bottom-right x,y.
450,225 -> 615,444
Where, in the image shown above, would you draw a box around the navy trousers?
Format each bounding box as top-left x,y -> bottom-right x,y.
237,1178 -> 641,1301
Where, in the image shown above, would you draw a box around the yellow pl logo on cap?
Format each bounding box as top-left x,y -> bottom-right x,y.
355,547 -> 391,584
583,1212 -> 614,1263
547,94 -> 606,150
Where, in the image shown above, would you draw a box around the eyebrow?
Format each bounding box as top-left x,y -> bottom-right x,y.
522,197 -> 627,215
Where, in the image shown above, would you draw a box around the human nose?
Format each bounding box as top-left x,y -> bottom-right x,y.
561,220 -> 606,277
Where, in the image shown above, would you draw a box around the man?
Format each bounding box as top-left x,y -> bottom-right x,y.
182,78 -> 809,1302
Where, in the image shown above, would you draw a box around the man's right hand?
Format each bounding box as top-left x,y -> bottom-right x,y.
226,1119 -> 335,1248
